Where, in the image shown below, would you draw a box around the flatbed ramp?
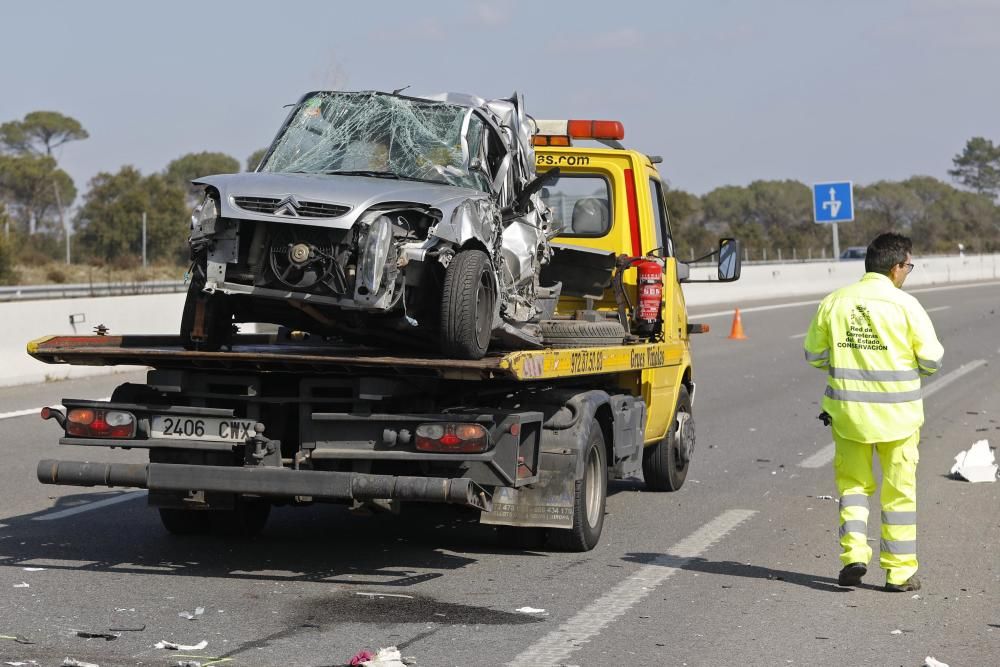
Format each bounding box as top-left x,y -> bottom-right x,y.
27,334 -> 682,381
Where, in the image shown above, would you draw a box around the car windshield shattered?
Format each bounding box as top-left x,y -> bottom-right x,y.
261,91 -> 489,191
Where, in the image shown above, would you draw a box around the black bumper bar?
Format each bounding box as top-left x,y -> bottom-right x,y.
36,459 -> 492,511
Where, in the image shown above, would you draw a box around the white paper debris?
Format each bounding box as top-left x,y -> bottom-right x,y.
21,567 -> 45,572
360,646 -> 407,667
924,658 -> 949,667
6,661 -> 39,666
178,607 -> 205,620
515,606 -> 546,614
890,629 -> 903,635
13,582 -> 29,588
155,640 -> 208,651
61,659 -> 100,667
949,440 -> 997,483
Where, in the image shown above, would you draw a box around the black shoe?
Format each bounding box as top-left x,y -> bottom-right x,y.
885,575 -> 920,592
838,562 -> 867,586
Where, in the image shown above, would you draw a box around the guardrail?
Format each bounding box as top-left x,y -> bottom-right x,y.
0,280 -> 186,302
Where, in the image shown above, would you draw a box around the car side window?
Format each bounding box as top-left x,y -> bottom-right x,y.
648,178 -> 673,256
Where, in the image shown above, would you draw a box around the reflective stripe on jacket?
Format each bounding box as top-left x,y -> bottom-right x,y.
804,272 -> 944,443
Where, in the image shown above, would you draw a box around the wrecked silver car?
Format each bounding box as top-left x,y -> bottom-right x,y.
182,90 -> 563,359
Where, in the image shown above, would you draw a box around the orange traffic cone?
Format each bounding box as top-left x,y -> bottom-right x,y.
728,308 -> 747,340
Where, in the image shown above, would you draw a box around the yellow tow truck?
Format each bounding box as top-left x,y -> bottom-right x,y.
28,118 -> 739,551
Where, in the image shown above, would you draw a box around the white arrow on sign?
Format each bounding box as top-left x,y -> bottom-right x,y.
821,187 -> 841,218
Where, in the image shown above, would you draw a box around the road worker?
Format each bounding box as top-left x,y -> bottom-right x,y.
804,232 -> 943,592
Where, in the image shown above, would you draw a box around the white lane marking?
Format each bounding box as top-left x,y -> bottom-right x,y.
32,490 -> 147,521
690,299 -> 820,319
799,359 -> 988,469
909,280 -> 1000,295
925,306 -> 951,313
508,509 -> 756,666
689,280 -> 1000,320
0,396 -> 112,422
789,333 -> 807,339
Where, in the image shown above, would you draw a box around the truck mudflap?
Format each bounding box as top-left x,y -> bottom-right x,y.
36,459 -> 492,511
479,451 -> 576,529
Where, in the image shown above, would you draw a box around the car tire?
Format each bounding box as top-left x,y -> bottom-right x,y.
440,249 -> 495,360
158,508 -> 212,536
549,418 -> 607,552
180,267 -> 232,351
643,386 -> 692,492
539,320 -> 627,348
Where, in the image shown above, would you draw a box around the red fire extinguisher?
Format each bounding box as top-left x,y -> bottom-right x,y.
634,258 -> 664,336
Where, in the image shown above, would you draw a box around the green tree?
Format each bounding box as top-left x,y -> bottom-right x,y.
164,151 -> 240,205
76,166 -> 188,263
0,111 -> 89,156
246,148 -> 268,172
948,137 -> 1000,199
0,232 -> 18,284
0,154 -> 76,234
664,188 -> 710,259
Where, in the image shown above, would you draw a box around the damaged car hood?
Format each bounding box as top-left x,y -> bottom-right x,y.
195,172 -> 486,229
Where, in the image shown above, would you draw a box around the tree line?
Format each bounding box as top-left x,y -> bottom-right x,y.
1,109 -> 998,282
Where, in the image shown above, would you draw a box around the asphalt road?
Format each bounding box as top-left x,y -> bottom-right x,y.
1,280 -> 998,667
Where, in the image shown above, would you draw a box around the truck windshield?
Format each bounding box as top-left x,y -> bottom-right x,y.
261,91 -> 489,191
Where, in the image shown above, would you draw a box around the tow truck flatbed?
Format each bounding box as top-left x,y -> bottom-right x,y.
27,334 -> 681,382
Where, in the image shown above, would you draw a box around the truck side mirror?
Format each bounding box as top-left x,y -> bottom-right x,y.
718,238 -> 741,282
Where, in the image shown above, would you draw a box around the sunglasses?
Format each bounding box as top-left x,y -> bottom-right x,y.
901,262 -> 914,273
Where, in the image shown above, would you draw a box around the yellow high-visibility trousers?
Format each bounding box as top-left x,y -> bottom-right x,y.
833,429 -> 919,586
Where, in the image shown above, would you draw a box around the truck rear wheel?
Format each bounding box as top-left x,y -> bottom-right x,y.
549,418 -> 607,551
643,386 -> 692,491
440,249 -> 495,360
212,498 -> 271,537
158,508 -> 211,535
539,320 -> 627,348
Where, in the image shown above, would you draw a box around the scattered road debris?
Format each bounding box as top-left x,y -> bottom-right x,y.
0,635 -> 34,645
810,495 -> 835,500
5,661 -> 39,666
890,629 -> 903,635
356,646 -> 414,667
75,630 -> 119,641
949,440 -> 997,483
354,592 -> 414,600
178,607 -> 205,621
155,639 -> 209,651
350,651 -> 374,666
12,583 -> 29,589
21,568 -> 45,572
924,658 -> 950,667
515,607 -> 546,614
61,659 -> 100,667
108,624 -> 145,633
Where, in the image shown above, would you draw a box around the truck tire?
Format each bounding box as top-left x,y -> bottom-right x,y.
180,265 -> 232,351
440,249 -> 495,360
549,418 -> 607,551
643,386 -> 692,491
158,508 -> 211,536
212,498 -> 271,537
539,320 -> 627,348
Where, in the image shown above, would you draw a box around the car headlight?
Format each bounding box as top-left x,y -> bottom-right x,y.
359,215 -> 393,295
190,195 -> 218,231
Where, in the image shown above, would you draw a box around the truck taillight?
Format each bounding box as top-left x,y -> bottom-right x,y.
415,423 -> 489,453
66,408 -> 135,439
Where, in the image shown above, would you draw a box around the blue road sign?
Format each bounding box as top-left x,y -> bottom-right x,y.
813,181 -> 854,223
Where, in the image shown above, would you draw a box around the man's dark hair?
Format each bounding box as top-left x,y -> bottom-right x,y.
865,232 -> 912,274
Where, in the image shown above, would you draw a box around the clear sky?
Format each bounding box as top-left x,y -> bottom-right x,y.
2,0 -> 997,204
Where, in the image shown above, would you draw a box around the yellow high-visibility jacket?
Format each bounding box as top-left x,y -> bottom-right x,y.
804,272 -> 944,443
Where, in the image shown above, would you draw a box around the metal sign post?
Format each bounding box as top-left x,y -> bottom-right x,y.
812,181 -> 854,259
